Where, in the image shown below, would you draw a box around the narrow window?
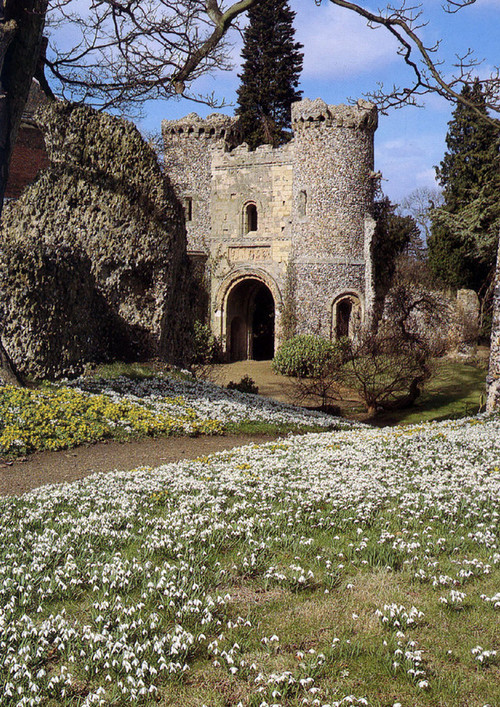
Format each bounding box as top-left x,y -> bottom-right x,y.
298,189 -> 307,217
245,203 -> 258,233
183,197 -> 193,222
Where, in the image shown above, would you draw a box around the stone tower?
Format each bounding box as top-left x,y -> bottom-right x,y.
290,98 -> 378,338
162,112 -> 240,253
162,98 -> 378,361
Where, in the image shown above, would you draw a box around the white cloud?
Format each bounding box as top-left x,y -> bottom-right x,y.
416,168 -> 440,189
294,0 -> 399,80
375,131 -> 444,202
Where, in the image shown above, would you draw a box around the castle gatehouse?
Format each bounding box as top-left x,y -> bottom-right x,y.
163,97 -> 379,360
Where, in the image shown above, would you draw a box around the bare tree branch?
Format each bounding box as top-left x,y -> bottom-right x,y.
326,0 -> 500,127
44,0 -> 259,112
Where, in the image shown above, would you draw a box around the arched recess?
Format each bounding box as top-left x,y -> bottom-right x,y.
331,291 -> 363,341
216,270 -> 282,361
241,200 -> 261,235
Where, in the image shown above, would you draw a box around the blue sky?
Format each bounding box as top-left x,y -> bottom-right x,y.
136,0 -> 499,203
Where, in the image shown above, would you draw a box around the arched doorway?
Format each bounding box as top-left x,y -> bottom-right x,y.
226,278 -> 275,361
332,293 -> 362,340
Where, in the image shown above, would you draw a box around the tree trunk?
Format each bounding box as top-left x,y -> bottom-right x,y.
487,236 -> 500,411
0,335 -> 22,385
0,1 -> 48,386
0,0 -> 48,214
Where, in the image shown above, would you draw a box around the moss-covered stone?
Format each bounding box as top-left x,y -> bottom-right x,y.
0,102 -> 192,378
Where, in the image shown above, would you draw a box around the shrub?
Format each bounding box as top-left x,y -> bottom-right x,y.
191,321 -> 221,366
226,375 -> 259,395
272,335 -> 347,378
273,335 -> 349,410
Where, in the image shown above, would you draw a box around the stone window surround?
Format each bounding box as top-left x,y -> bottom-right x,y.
241,199 -> 260,236
330,289 -> 364,341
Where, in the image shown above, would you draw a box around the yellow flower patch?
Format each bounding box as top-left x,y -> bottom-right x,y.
0,386 -> 224,457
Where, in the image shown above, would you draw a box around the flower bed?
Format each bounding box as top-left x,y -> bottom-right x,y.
0,385 -> 222,456
0,374 -> 350,458
69,374 -> 354,428
0,414 -> 498,705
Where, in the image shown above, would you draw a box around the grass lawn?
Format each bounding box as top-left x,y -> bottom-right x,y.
1,416 -> 498,705
373,356 -> 488,426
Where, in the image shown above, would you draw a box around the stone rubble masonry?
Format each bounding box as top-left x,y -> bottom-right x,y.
163,112 -> 240,253
0,102 -> 192,378
162,97 -> 379,353
487,238 -> 500,410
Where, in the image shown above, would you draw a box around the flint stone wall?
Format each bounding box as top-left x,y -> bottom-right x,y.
162,98 -> 378,354
381,286 -> 480,355
0,102 -> 192,378
487,240 -> 500,410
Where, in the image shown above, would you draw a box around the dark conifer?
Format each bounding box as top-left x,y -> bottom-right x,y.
428,80 -> 500,290
236,0 -> 303,149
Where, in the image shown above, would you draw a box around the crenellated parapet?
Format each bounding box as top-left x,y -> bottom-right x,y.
212,140 -> 293,169
162,112 -> 240,145
291,98 -> 378,133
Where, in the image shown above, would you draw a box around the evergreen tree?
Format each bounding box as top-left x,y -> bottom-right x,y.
428,80 -> 500,291
371,196 -> 419,324
236,0 -> 303,149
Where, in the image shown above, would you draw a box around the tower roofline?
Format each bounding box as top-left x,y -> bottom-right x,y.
162,112 -> 240,140
291,98 -> 378,132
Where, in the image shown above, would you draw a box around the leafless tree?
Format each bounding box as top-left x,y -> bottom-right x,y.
0,0 -> 258,211
45,0 -> 257,112
343,285 -> 447,417
326,1 -> 500,126
398,187 -> 443,245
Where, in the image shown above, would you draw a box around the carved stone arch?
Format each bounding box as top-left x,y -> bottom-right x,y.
331,290 -> 364,341
215,269 -> 283,361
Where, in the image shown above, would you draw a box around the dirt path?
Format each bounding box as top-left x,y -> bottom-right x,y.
0,360 -> 334,499
209,360 -> 297,402
0,433 -> 282,498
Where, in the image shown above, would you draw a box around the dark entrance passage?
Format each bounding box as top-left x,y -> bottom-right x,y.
252,286 -> 274,360
226,279 -> 275,361
336,298 -> 352,339
333,294 -> 362,341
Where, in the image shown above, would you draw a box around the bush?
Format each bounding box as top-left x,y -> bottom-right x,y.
191,321 -> 221,366
273,330 -> 434,417
273,335 -> 349,410
272,335 -> 347,378
226,375 -> 259,395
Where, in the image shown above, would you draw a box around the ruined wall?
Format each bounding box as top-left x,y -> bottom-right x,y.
381,286 -> 480,356
0,102 -> 192,378
487,239 -> 500,410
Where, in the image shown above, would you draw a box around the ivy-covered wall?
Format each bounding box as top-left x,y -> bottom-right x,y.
0,102 -> 193,378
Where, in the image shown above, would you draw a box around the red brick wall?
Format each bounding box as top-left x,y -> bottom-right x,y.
5,124 -> 50,199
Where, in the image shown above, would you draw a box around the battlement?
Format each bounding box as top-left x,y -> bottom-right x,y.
162,112 -> 240,142
291,98 -> 377,132
213,139 -> 293,169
